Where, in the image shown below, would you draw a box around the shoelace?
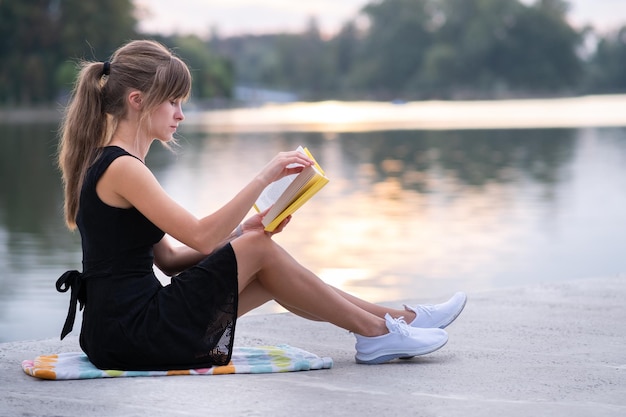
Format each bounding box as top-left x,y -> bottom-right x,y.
384,314 -> 411,337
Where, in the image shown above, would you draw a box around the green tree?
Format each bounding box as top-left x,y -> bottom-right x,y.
291,17 -> 332,97
417,0 -> 524,96
587,26 -> 626,93
349,0 -> 584,98
0,0 -> 137,105
328,21 -> 361,96
212,34 -> 282,88
55,0 -> 137,61
493,0 -> 583,92
167,35 -> 234,99
0,1 -> 61,103
212,18 -> 332,99
351,0 -> 436,97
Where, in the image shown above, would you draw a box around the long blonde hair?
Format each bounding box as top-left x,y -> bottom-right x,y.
58,40 -> 191,229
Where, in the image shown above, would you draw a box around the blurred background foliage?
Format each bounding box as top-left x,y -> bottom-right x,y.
1,0 -> 625,106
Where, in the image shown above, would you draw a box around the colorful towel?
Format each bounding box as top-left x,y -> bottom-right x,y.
22,344 -> 333,380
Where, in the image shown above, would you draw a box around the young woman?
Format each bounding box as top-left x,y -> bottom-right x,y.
56,39 -> 466,370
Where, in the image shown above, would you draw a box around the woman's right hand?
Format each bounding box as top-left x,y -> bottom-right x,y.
256,151 -> 314,186
242,209 -> 292,237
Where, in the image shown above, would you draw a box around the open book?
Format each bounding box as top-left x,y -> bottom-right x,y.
255,146 -> 329,232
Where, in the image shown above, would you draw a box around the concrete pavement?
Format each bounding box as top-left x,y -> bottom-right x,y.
1,276 -> 624,417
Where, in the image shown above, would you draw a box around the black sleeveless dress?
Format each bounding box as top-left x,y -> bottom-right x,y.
56,146 -> 238,371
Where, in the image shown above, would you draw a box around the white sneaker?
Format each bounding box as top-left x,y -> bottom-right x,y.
405,292 -> 467,329
354,314 -> 448,364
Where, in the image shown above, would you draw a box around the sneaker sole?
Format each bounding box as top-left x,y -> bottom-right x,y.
355,337 -> 448,365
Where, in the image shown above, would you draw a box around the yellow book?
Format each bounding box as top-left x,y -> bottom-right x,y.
255,146 -> 329,232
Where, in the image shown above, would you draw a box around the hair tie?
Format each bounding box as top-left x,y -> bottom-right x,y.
102,61 -> 111,76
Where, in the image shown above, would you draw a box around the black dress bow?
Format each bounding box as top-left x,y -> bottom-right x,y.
56,270 -> 86,340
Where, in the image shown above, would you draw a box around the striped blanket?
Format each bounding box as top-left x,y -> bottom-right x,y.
22,344 -> 333,380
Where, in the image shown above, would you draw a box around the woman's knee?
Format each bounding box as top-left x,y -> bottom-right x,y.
231,230 -> 276,264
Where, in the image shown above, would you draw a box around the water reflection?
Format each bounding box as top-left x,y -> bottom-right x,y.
341,129 -> 575,190
324,129 -> 579,296
1,123 -> 625,342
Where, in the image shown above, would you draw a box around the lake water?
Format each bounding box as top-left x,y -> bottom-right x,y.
1,116 -> 625,342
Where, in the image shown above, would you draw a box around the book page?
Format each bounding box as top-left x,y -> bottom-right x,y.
254,146 -> 307,212
255,174 -> 296,213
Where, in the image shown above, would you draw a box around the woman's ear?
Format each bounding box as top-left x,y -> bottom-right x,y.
127,91 -> 143,111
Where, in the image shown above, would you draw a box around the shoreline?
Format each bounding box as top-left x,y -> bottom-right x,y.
0,107 -> 62,123
2,94 -> 626,131
185,94 -> 626,132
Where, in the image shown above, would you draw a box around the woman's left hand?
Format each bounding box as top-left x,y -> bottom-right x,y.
255,151 -> 313,187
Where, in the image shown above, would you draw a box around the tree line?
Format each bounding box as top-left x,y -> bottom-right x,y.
1,0 -> 625,106
213,0 -> 626,100
0,0 -> 232,106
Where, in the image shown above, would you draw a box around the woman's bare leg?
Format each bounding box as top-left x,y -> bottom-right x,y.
232,233 -> 455,364
238,280 -> 322,320
238,276 -> 416,322
231,231 -> 388,337
331,287 -> 416,322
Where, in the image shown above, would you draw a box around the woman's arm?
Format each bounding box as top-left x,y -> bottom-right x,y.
154,208 -> 291,276
98,151 -> 311,255
153,237 -> 204,276
153,231 -> 238,276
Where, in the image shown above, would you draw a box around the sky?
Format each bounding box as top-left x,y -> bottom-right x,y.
135,0 -> 626,38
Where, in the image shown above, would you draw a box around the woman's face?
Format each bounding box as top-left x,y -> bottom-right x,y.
149,98 -> 185,142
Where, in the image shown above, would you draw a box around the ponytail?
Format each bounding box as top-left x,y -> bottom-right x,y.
58,61 -> 109,229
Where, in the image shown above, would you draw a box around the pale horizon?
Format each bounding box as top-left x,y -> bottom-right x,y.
135,0 -> 626,38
